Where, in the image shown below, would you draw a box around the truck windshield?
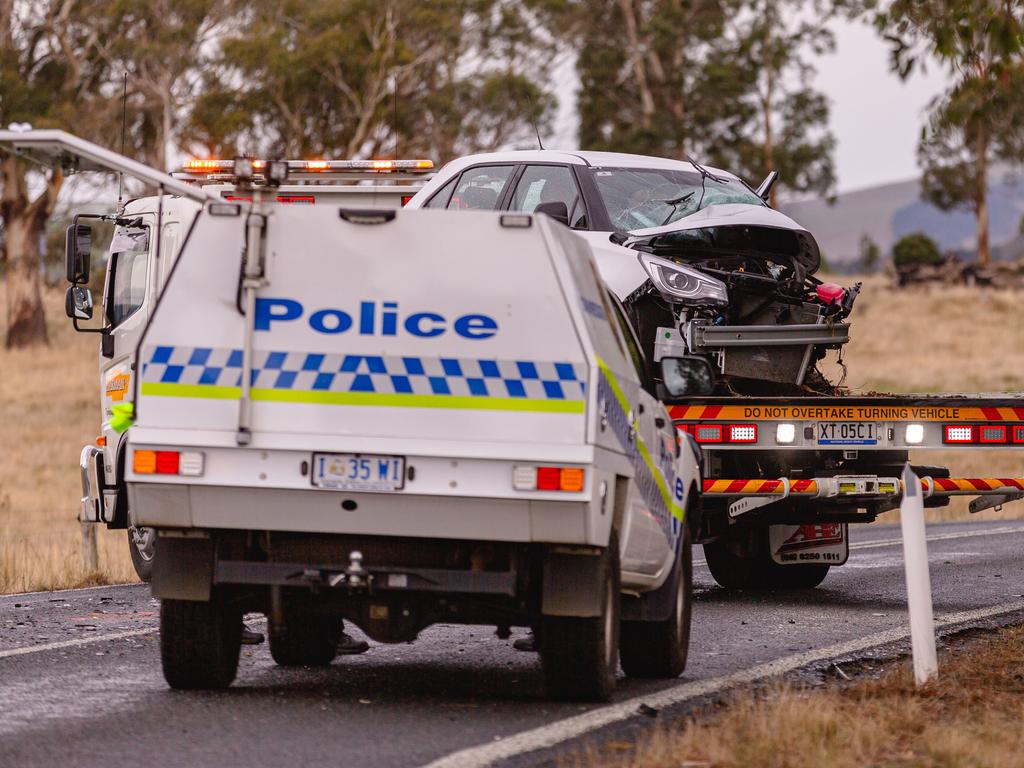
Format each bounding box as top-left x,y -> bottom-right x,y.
107,225 -> 150,327
591,167 -> 764,231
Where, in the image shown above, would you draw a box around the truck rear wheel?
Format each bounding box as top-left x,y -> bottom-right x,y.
703,527 -> 760,589
160,597 -> 242,690
269,611 -> 342,667
620,527 -> 692,678
539,533 -> 620,702
704,528 -> 830,590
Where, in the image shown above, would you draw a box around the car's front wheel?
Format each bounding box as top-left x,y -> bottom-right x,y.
128,525 -> 156,582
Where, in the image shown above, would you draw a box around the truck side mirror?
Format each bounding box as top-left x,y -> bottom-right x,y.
65,285 -> 94,320
65,223 -> 92,284
660,356 -> 715,397
534,201 -> 570,227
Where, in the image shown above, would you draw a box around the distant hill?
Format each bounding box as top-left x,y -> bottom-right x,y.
780,172 -> 1024,267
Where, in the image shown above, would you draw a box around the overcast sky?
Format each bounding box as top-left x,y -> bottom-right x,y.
550,16 -> 950,195
816,16 -> 949,192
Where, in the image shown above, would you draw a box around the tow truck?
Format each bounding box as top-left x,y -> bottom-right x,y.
0,130 -> 701,701
407,149 -> 1024,589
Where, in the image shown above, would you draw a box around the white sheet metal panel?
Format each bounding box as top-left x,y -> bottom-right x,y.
136,206 -> 589,450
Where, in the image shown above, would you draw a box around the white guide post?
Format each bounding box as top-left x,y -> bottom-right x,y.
900,463 -> 938,685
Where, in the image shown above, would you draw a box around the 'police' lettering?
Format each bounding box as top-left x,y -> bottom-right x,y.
253,297 -> 497,340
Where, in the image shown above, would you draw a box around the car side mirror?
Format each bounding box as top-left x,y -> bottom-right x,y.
659,356 -> 715,397
534,201 -> 570,227
65,223 -> 92,284
65,285 -> 94,320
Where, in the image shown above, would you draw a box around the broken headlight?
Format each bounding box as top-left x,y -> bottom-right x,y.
638,254 -> 728,307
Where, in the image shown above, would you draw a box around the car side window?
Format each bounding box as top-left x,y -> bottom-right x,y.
509,165 -> 586,228
425,176 -> 458,209
447,165 -> 514,210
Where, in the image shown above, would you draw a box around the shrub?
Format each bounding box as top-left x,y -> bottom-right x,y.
892,232 -> 942,267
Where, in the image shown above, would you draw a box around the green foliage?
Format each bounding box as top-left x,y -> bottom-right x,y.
536,0 -> 837,203
859,233 -> 880,271
187,0 -> 554,161
892,232 -> 942,268
876,1 -> 1024,264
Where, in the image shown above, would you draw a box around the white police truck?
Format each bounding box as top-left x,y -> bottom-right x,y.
0,131 -> 701,701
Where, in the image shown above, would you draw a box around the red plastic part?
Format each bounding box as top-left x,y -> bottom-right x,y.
536,466 -> 560,491
155,451 -> 180,474
816,283 -> 845,305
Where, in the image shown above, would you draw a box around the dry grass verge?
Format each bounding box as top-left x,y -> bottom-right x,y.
0,288 -> 136,594
0,278 -> 1021,593
574,624 -> 1024,768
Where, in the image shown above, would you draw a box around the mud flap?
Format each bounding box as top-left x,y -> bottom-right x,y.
152,536 -> 214,601
542,549 -> 603,617
768,523 -> 848,566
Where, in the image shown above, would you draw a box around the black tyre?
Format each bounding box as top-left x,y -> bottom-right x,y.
128,526 -> 156,582
539,533 -> 620,702
160,597 -> 241,690
269,610 -> 342,667
758,559 -> 830,589
705,527 -> 830,590
620,527 -> 692,678
703,527 -> 760,589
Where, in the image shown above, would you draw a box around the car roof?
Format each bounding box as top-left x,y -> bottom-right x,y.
434,149 -> 738,181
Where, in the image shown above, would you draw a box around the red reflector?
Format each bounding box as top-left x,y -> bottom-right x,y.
978,425 -> 1007,444
155,451 -> 180,474
536,466 -> 560,491
401,195 -> 414,206
694,425 -> 723,443
943,425 -> 974,444
276,195 -> 315,204
727,424 -> 757,443
224,195 -> 252,202
1014,426 -> 1024,444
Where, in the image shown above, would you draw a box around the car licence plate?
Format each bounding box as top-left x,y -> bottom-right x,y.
816,422 -> 880,446
311,453 -> 406,492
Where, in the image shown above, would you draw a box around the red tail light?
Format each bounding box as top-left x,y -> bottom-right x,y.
694,425 -> 723,443
401,195 -> 414,206
1014,426 -> 1024,444
276,195 -> 315,205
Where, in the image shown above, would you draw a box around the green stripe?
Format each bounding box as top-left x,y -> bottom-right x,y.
140,382 -> 584,414
595,357 -> 685,523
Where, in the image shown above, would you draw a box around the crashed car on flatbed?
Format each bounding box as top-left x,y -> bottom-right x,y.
404,150 -> 859,398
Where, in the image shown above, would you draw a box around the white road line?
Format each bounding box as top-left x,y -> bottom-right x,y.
693,524 -> 1024,567
0,628 -> 157,659
0,617 -> 267,660
421,599 -> 1024,768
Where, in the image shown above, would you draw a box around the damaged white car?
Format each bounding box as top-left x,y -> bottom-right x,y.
405,151 -> 859,397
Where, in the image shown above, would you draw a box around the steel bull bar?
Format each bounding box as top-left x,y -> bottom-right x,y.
703,477 -> 1024,518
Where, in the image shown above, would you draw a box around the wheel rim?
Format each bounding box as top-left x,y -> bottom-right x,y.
130,526 -> 156,562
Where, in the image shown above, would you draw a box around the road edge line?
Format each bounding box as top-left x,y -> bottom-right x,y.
420,599 -> 1024,768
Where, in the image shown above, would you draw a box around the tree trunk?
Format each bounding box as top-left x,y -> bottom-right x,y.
975,124 -> 990,266
1,156 -> 63,348
4,211 -> 49,348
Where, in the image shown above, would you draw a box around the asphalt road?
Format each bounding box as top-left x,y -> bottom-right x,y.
2,519 -> 1024,768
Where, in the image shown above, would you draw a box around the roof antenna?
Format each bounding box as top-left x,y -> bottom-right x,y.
393,69 -> 399,159
525,90 -> 544,150
117,72 -> 128,207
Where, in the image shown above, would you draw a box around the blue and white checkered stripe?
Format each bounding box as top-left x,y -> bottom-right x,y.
141,346 -> 587,401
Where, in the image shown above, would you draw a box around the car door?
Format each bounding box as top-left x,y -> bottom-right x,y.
505,164 -> 589,228
430,165 -> 516,210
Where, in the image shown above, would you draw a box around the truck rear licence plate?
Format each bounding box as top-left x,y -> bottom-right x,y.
312,453 -> 405,491
817,422 -> 880,446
